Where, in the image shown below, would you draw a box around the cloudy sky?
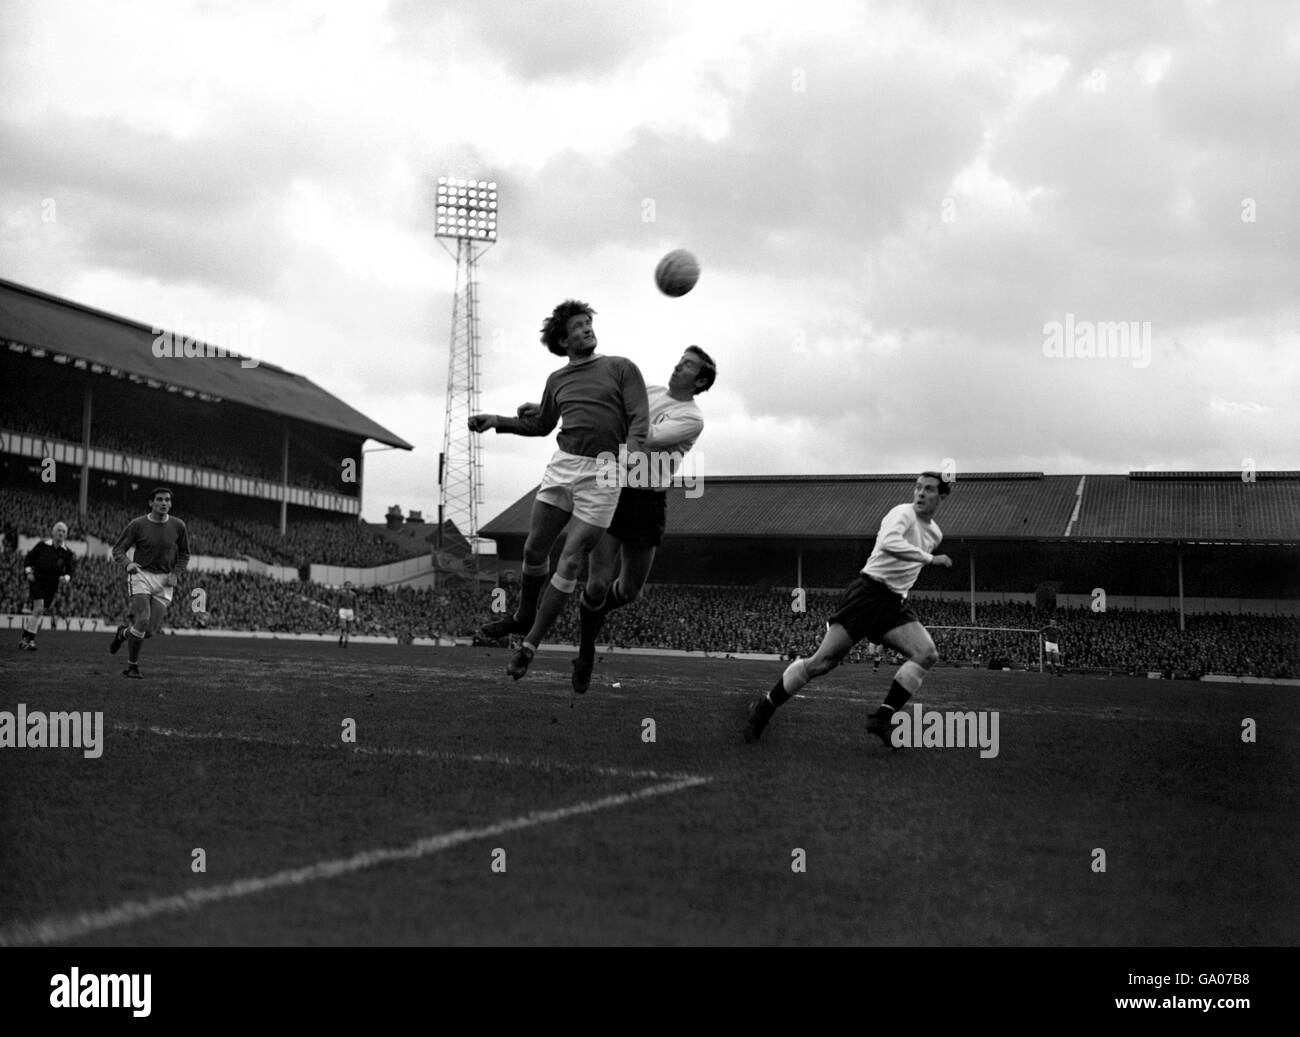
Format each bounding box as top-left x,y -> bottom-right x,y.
2,0 -> 1297,532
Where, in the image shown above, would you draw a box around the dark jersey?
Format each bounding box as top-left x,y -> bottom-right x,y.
111,515 -> 191,575
25,540 -> 77,581
493,354 -> 650,458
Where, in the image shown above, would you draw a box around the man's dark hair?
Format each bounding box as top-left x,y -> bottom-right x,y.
919,471 -> 952,496
540,300 -> 596,356
150,487 -> 173,501
685,345 -> 717,394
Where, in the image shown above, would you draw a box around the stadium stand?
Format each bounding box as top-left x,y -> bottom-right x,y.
5,279 -> 1296,680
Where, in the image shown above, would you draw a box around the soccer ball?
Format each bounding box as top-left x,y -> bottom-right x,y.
654,249 -> 700,297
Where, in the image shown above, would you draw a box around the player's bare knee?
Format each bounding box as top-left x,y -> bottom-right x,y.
586,576 -> 611,603
554,555 -> 583,582
913,645 -> 939,669
522,543 -> 549,567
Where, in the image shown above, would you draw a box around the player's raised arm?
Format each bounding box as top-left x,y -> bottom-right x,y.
475,380 -> 560,437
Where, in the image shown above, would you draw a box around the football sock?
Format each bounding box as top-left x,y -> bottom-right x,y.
767,673 -> 791,708
884,660 -> 927,711
578,592 -> 605,660
516,563 -> 550,625
598,582 -> 632,618
774,657 -> 810,704
524,574 -> 577,648
127,628 -> 146,663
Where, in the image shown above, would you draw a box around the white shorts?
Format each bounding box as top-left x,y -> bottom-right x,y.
535,450 -> 622,528
1044,641 -> 1060,655
129,569 -> 174,607
339,608 -> 355,622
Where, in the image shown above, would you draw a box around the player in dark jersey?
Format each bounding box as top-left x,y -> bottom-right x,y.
744,472 -> 953,747
338,581 -> 357,647
469,299 -> 649,682
1042,623 -> 1064,676
107,487 -> 191,678
18,520 -> 77,651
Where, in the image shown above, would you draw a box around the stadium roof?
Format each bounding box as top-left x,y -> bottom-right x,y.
481,471 -> 1300,545
0,278 -> 413,449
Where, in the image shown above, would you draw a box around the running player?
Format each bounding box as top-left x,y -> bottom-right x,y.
468,299 -> 649,681
107,487 -> 191,678
744,472 -> 953,746
18,520 -> 77,651
338,581 -> 357,647
1042,622 -> 1063,676
568,346 -> 715,692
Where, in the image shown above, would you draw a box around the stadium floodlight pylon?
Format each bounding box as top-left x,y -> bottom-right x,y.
435,176 -> 498,583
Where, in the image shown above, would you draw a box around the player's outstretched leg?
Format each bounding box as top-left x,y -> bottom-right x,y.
574,537 -> 651,694
868,622 -> 939,747
486,561 -> 551,639
510,518 -> 605,682
745,624 -> 854,742
109,623 -> 129,654
484,501 -> 572,641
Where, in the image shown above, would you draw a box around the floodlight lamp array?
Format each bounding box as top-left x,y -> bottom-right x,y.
436,176 -> 498,240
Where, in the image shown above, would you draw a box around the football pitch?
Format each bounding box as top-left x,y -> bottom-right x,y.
1,634 -> 1295,947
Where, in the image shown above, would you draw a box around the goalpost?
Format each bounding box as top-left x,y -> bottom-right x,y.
925,625 -> 1047,672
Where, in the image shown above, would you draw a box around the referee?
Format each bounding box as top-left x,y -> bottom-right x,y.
19,520 -> 77,651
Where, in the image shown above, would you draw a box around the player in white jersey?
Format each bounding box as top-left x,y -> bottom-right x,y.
744,472 -> 953,745
570,346 -> 714,692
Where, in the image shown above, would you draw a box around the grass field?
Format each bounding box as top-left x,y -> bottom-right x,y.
1,632 -> 1296,947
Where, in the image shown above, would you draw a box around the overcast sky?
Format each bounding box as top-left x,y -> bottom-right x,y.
2,0 -> 1297,532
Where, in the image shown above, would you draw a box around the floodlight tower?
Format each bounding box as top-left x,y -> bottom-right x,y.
435,176 -> 498,576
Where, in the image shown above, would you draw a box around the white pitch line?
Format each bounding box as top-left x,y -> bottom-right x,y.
0,775 -> 710,947
112,723 -> 701,782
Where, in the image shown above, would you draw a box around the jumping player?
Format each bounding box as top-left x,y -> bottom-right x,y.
107,487 -> 191,678
338,581 -> 357,647
568,346 -> 715,693
469,299 -> 649,681
18,520 -> 77,651
744,472 -> 953,746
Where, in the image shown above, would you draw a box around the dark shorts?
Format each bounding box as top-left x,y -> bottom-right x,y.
606,488 -> 667,549
29,579 -> 60,608
827,573 -> 919,645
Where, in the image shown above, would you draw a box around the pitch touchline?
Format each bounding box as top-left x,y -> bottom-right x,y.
111,722 -> 703,782
0,776 -> 710,947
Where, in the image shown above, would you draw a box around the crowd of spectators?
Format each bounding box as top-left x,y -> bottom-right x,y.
225,518 -> 427,569
3,547 -> 1295,678
1,488 -> 428,568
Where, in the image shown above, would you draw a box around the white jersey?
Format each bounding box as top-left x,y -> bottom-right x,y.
861,503 -> 943,598
639,385 -> 704,488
